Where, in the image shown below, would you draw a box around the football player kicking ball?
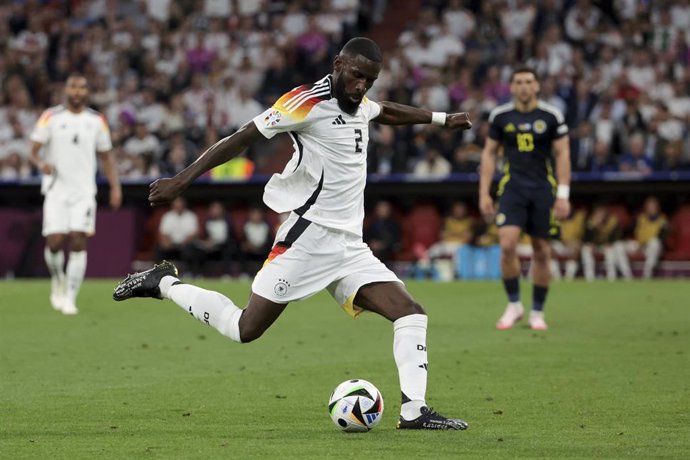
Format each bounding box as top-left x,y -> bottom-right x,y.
114,38 -> 471,430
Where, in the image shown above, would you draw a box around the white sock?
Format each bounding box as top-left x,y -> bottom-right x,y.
65,250 -> 87,304
394,314 -> 428,421
160,276 -> 243,343
45,247 -> 66,296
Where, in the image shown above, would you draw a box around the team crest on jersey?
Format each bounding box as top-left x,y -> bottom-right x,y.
533,120 -> 547,134
264,110 -> 282,127
504,123 -> 516,133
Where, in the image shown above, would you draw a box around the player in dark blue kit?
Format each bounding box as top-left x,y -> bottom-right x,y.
479,67 -> 571,330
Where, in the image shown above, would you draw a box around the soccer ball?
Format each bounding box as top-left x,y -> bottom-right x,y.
328,379 -> 384,432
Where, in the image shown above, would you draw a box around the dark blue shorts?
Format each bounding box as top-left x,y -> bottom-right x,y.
497,184 -> 559,239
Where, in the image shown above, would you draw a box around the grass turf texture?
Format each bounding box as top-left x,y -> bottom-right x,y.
1,280 -> 688,459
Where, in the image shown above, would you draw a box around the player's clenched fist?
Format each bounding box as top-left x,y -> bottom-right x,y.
149,178 -> 183,206
446,112 -> 472,130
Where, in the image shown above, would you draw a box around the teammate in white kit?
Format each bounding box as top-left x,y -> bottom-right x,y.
30,74 -> 121,315
114,38 -> 472,430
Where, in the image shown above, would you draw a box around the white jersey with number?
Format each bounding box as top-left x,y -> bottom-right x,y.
252,75 -> 381,237
30,105 -> 112,196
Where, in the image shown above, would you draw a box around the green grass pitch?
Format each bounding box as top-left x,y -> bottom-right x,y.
1,279 -> 689,459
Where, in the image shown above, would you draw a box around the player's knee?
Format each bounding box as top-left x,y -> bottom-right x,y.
532,245 -> 550,265
500,243 -> 518,258
46,235 -> 64,251
69,234 -> 88,252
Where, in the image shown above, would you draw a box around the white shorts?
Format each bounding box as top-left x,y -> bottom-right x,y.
252,214 -> 403,318
42,191 -> 97,237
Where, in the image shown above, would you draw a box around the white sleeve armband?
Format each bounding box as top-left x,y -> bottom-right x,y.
431,112 -> 447,126
557,184 -> 570,200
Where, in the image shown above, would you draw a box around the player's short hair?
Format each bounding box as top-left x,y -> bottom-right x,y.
340,37 -> 383,63
510,66 -> 539,82
66,72 -> 88,85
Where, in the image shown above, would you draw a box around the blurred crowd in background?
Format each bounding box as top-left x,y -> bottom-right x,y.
1,0 -> 689,182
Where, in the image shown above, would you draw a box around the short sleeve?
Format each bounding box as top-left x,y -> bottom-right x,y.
488,111 -> 503,142
30,110 -> 53,144
252,87 -> 318,139
362,97 -> 381,121
550,110 -> 568,139
96,115 -> 113,152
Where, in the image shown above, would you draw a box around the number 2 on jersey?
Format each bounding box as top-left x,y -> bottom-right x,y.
516,133 -> 534,152
354,129 -> 363,153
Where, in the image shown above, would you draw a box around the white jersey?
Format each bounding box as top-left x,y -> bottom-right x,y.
30,105 -> 112,196
252,75 -> 381,237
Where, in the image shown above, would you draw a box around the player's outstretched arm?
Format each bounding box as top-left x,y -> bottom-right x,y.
149,121 -> 263,206
374,102 -> 472,129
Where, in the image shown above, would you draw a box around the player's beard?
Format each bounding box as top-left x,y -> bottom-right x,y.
334,76 -> 360,115
67,95 -> 86,110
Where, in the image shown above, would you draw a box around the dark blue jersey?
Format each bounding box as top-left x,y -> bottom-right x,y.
488,101 -> 568,191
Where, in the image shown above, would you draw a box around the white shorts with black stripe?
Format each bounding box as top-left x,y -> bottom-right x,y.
251,212 -> 403,317
42,190 -> 97,237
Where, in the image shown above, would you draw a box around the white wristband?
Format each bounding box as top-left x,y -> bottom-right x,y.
557,184 -> 570,200
431,112 -> 447,126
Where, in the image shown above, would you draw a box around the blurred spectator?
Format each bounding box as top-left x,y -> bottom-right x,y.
619,133 -> 653,175
413,148 -> 451,178
364,200 -> 401,266
418,201 -> 474,280
570,121 -> 595,170
451,144 -> 480,173
186,201 -> 237,277
587,141 -> 617,172
581,205 -> 621,281
239,206 -> 272,276
550,208 -> 586,281
124,122 -> 161,160
564,0 -> 601,43
156,197 -> 199,265
613,197 -> 669,279
656,142 -> 689,172
368,125 -> 406,175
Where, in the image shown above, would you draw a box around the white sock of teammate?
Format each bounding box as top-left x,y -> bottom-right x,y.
65,250 -> 87,305
44,247 -> 65,295
159,275 -> 243,343
394,313 -> 428,421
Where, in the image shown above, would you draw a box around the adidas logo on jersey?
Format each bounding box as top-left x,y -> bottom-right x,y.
332,115 -> 346,125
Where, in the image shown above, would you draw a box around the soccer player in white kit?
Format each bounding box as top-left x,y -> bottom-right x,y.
114,38 -> 472,429
30,74 -> 121,315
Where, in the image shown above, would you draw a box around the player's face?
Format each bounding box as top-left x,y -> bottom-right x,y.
65,76 -> 89,109
510,72 -> 539,105
333,54 -> 381,114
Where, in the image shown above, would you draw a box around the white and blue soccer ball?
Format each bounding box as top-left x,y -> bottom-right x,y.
328,379 -> 384,432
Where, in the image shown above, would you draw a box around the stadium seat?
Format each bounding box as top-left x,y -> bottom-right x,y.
665,205 -> 690,260
396,204 -> 442,261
